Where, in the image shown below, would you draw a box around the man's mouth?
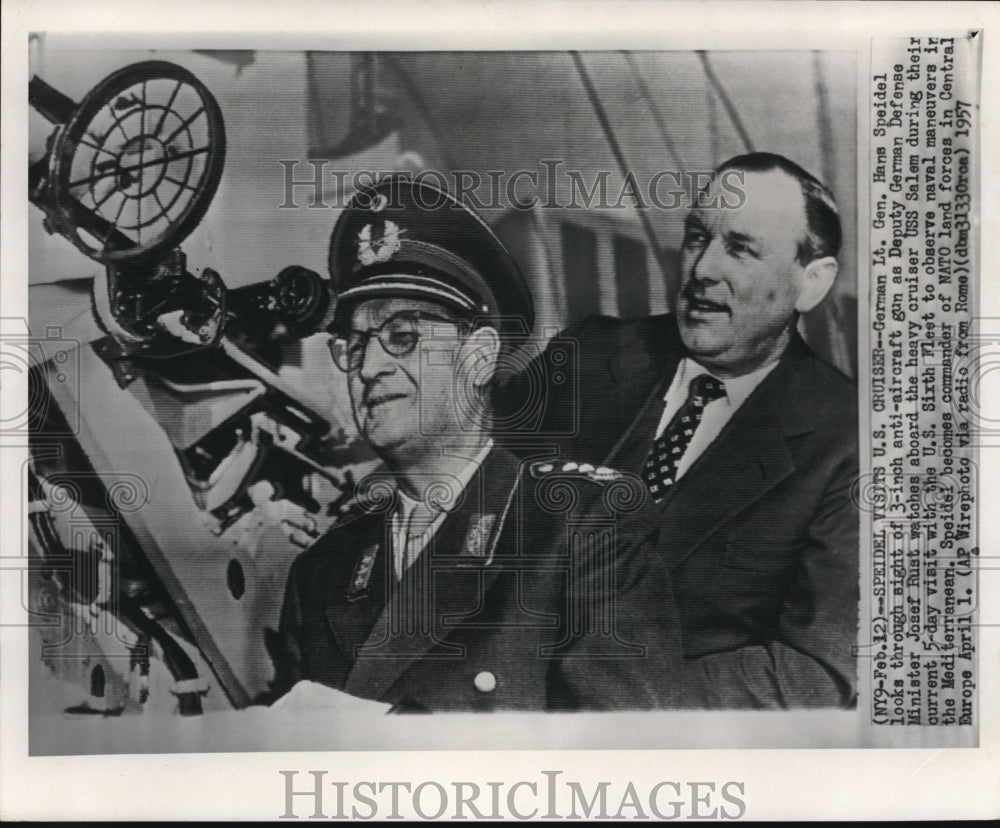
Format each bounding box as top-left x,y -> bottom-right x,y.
364,392 -> 408,410
683,294 -> 730,315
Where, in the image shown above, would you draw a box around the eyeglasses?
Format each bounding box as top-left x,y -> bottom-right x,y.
328,311 -> 463,372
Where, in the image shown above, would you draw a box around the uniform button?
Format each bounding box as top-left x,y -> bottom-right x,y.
474,671 -> 496,693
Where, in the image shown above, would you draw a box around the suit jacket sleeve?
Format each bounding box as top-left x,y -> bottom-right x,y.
550,518 -> 687,710
674,447 -> 859,708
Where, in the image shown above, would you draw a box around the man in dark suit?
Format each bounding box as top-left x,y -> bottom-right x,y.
498,153 -> 859,709
276,176 -> 681,711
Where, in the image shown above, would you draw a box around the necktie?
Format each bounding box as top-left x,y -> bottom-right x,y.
394,500 -> 436,580
642,373 -> 726,501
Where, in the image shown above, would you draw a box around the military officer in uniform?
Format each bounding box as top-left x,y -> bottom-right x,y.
276,176 -> 681,711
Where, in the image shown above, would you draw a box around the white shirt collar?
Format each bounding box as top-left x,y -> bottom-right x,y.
669,357 -> 780,409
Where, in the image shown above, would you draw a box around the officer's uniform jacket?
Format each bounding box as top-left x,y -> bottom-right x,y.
276,447 -> 682,711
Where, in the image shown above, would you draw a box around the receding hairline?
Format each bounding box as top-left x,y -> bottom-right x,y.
692,168 -> 810,246
711,153 -> 841,263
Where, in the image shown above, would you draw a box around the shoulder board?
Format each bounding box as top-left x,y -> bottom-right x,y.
528,460 -> 623,484
330,488 -> 392,525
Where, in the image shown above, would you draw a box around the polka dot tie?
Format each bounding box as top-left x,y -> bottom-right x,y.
642,374 -> 726,502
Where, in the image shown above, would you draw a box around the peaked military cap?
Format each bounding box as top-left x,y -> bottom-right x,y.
328,174 -> 534,340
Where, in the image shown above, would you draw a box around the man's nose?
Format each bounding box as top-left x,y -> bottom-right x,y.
687,238 -> 725,284
358,334 -> 396,381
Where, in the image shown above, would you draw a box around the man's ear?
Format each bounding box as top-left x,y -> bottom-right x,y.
794,256 -> 838,313
460,326 -> 502,389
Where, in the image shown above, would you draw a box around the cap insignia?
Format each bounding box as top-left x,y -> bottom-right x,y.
358,221 -> 405,266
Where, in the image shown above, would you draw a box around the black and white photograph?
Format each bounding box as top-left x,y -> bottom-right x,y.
1,0 -> 997,821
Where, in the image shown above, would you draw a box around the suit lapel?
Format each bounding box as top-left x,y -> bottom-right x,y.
597,319 -> 817,569
605,367 -> 676,473
602,316 -> 684,469
657,341 -> 814,569
344,449 -> 521,700
658,405 -> 795,570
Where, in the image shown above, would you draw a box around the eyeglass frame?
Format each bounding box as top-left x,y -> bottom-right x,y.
327,310 -> 471,372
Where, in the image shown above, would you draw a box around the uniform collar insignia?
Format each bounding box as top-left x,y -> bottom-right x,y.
347,542 -> 379,602
358,221 -> 405,266
461,513 -> 497,563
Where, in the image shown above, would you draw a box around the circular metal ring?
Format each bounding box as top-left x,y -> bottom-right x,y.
49,61 -> 226,264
